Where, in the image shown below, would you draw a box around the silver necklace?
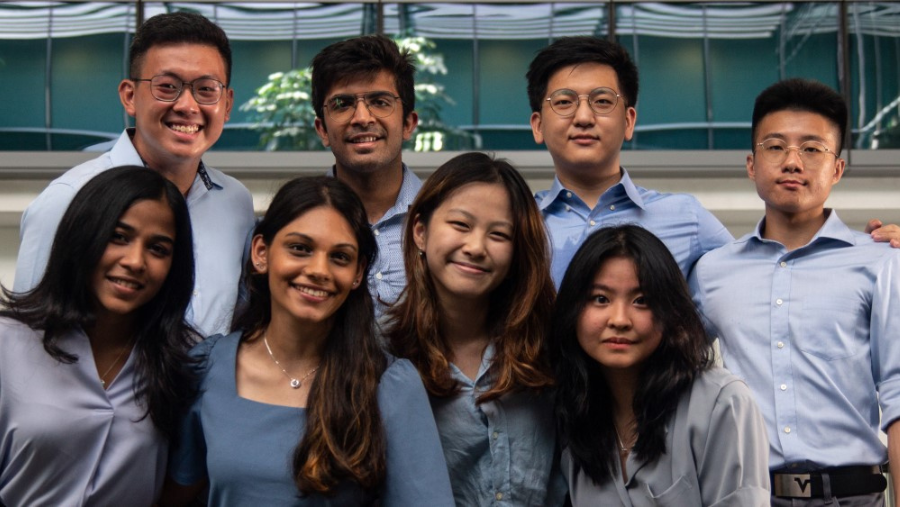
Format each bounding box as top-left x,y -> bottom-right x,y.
263,335 -> 319,389
99,341 -> 133,389
613,423 -> 633,456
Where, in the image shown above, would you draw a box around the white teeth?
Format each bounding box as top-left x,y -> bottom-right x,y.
296,286 -> 328,298
170,124 -> 199,134
111,278 -> 140,289
354,136 -> 377,143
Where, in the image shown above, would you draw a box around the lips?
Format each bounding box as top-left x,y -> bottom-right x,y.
451,261 -> 490,275
167,123 -> 202,135
777,178 -> 806,188
602,337 -> 636,345
108,276 -> 144,291
291,283 -> 331,299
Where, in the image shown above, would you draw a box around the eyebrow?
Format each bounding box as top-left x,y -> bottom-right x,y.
590,283 -> 642,294
762,133 -> 829,144
447,208 -> 513,229
155,70 -> 224,82
115,221 -> 175,244
283,232 -> 358,251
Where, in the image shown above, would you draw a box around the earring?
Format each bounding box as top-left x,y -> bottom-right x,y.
352,279 -> 360,287
418,250 -> 425,257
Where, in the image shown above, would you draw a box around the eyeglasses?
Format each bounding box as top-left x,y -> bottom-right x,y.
755,139 -> 838,167
325,92 -> 401,122
545,87 -> 620,117
131,75 -> 226,105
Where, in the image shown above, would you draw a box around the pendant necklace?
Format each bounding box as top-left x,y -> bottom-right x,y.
263,335 -> 319,389
613,423 -> 633,456
99,340 -> 133,389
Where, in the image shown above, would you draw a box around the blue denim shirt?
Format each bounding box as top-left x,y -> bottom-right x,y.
690,210 -> 900,469
536,169 -> 733,286
429,343 -> 567,506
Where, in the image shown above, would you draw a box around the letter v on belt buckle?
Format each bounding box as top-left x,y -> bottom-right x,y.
773,473 -> 813,498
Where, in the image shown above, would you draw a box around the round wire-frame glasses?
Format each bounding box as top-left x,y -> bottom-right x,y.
545,87 -> 620,117
131,75 -> 226,105
755,139 -> 838,167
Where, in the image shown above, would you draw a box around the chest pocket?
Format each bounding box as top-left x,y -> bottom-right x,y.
796,296 -> 868,361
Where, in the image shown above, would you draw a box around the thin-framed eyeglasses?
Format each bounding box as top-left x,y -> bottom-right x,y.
131,75 -> 226,105
545,87 -> 620,117
755,139 -> 838,167
325,92 -> 401,122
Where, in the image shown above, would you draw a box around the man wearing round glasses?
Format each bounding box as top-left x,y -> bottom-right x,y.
690,79 -> 900,506
310,36 -> 420,318
14,12 -> 255,337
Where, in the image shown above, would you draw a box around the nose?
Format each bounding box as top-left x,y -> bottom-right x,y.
350,97 -> 375,125
607,301 -> 632,329
573,95 -> 595,126
304,251 -> 331,281
462,233 -> 487,258
782,146 -> 804,172
119,243 -> 146,272
172,85 -> 200,113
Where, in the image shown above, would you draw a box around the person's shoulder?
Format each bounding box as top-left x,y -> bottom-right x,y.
693,367 -> 755,405
381,354 -> 422,385
189,331 -> 239,360
0,317 -> 39,342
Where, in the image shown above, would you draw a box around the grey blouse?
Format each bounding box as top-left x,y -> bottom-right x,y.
562,368 -> 770,506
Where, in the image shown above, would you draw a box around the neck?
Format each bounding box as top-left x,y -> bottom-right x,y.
602,367 -> 639,422
334,163 -> 404,224
557,166 -> 622,208
263,311 -> 329,362
132,136 -> 200,195
438,296 -> 491,358
762,207 -> 829,251
85,311 -> 135,350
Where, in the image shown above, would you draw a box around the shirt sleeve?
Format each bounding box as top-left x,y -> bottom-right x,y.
695,206 -> 734,258
871,251 -> 900,430
377,358 -> 455,507
696,379 -> 770,507
13,183 -> 78,292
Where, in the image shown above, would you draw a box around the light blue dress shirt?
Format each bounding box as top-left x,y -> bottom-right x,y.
169,332 -> 455,506
536,169 -> 733,286
0,318 -> 166,505
430,343 -> 567,507
328,165 -> 421,319
14,129 -> 256,336
689,211 -> 900,470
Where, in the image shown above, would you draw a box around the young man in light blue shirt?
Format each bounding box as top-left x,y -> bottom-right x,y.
690,79 -> 900,505
14,13 -> 255,337
310,36 -> 421,318
526,37 -> 733,285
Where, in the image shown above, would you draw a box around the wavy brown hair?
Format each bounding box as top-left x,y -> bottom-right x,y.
385,152 -> 555,402
232,176 -> 386,495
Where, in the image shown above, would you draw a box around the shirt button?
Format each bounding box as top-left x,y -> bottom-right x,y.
374,229 -> 380,236
609,205 -> 616,211
566,191 -> 572,198
192,290 -> 199,296
780,261 -> 787,267
565,205 -> 571,212
492,431 -> 499,439
780,384 -> 787,391
784,426 -> 791,434
495,492 -> 503,501
777,341 -> 785,349
589,220 -> 596,227
776,298 -> 783,306
375,272 -> 383,280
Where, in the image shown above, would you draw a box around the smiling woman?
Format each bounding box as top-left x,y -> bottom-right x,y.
0,166 -> 199,506
162,176 -> 454,507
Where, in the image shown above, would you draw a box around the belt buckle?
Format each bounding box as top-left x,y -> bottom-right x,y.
773,473 -> 813,498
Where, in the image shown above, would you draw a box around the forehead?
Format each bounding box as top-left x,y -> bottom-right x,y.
437,182 -> 512,219
327,69 -> 398,97
546,62 -> 621,94
120,198 -> 176,235
137,42 -> 227,80
755,109 -> 841,144
280,206 -> 357,245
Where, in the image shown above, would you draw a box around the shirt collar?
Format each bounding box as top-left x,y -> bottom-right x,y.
327,164 -> 423,225
751,209 -> 856,247
121,127 -> 217,191
537,167 -> 646,210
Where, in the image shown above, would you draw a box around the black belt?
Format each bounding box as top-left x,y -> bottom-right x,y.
771,465 -> 887,498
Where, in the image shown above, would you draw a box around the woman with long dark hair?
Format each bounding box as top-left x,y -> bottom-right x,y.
385,152 -> 566,506
0,166 -> 198,505
163,176 -> 453,506
552,225 -> 769,505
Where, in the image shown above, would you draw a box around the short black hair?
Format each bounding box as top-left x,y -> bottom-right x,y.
311,35 -> 416,124
527,36 -> 639,113
130,11 -> 232,86
751,78 -> 848,151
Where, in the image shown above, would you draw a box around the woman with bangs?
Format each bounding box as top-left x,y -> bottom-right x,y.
162,176 -> 453,506
385,152 -> 566,507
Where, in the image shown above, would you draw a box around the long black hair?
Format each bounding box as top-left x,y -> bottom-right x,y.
232,175 -> 387,495
1,165 -> 199,438
552,225 -> 713,484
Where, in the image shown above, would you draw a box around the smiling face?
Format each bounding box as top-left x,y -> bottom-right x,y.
413,182 -> 514,309
576,256 -> 662,377
91,198 -> 176,326
252,206 -> 365,333
530,62 -> 636,184
747,109 -> 845,222
314,70 -> 418,177
119,43 -> 233,173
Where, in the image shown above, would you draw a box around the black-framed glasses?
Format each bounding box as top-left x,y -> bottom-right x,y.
545,87 -> 620,117
325,92 -> 401,122
131,75 -> 226,105
755,139 -> 838,167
